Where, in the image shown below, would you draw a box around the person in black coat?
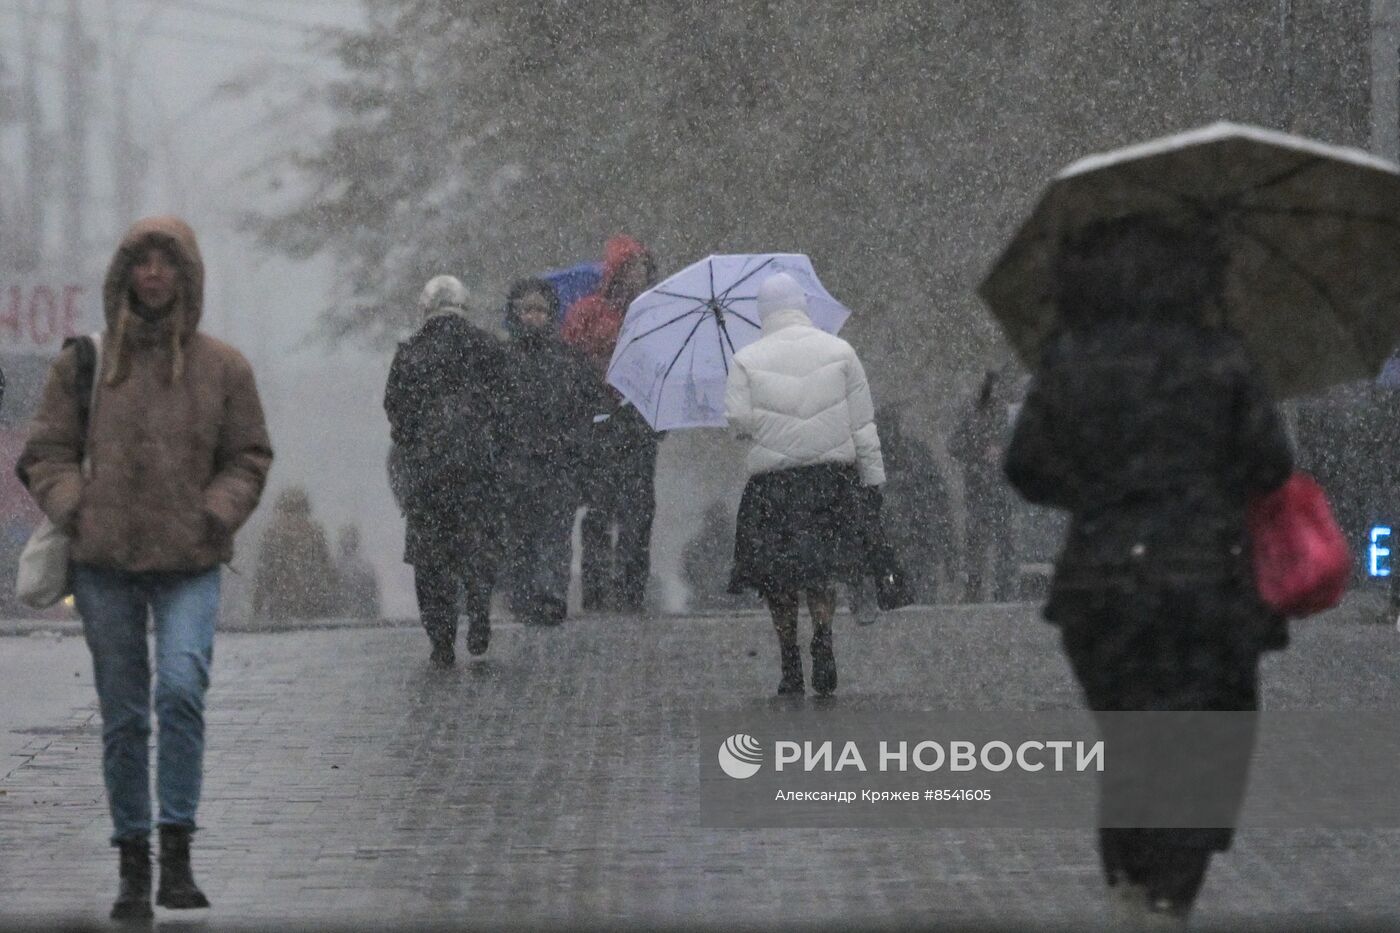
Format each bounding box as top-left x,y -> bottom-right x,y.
879,404 -> 952,602
499,278 -> 604,625
384,275 -> 511,666
850,404 -> 953,621
1003,215 -> 1293,924
951,370 -> 1018,602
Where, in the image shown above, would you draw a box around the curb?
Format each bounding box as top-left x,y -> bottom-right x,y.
0,615 -> 418,638
2,591 -> 1387,638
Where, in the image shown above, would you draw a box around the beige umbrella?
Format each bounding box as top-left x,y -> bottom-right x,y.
979,122 -> 1400,398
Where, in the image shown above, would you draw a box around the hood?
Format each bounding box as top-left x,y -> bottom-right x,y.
756,272 -> 808,322
504,276 -> 561,335
598,234 -> 653,304
102,215 -> 204,336
100,215 -> 204,386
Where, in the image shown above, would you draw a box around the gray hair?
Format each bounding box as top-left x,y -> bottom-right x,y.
418,275 -> 470,319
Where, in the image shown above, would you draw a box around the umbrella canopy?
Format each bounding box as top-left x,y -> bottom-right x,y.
607,254 -> 850,430
979,122 -> 1400,398
543,261 -> 604,325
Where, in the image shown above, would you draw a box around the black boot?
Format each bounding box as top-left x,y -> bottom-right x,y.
428,635 -> 455,668
777,645 -> 804,696
110,839 -> 153,920
156,825 -> 210,910
466,615 -> 490,656
811,631 -> 837,697
541,596 -> 566,626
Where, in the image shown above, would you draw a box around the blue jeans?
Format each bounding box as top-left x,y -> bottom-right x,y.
72,563 -> 220,845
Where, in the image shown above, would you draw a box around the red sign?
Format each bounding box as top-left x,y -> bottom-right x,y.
0,280 -> 100,355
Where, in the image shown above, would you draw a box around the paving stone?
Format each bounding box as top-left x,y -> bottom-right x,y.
0,603 -> 1396,930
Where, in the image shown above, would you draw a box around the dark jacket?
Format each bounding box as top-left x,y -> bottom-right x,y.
384,312 -> 510,566
950,386 -> 1013,506
878,413 -> 952,597
1004,320 -> 1293,648
503,328 -> 605,481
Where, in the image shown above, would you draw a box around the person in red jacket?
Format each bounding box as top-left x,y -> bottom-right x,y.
562,235 -> 655,374
562,235 -> 662,612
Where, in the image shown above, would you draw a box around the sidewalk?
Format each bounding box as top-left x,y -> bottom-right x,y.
0,610 -> 410,638
2,600 -> 1398,930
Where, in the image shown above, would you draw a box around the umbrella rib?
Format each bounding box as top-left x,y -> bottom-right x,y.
606,308 -> 708,381
612,308 -> 705,356
1121,157 -> 1327,212
1225,204 -> 1400,234
715,257 -> 778,303
724,308 -> 759,329
652,289 -> 713,303
1119,167 -> 1217,218
654,312 -> 711,423
709,291 -> 762,331
1231,220 -> 1375,367
1229,156 -> 1326,199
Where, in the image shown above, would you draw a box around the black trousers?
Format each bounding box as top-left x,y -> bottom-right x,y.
413,561 -> 494,644
963,487 -> 1015,602
580,423 -> 658,611
501,479 -> 576,621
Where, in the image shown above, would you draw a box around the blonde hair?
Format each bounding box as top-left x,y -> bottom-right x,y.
104,279 -> 187,387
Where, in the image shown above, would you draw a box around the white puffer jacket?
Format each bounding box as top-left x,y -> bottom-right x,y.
725,307 -> 885,485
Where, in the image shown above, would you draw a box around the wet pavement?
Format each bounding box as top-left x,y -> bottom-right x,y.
2,600 -> 1399,931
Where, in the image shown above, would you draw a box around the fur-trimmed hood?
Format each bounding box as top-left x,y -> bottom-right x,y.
101,215 -> 204,384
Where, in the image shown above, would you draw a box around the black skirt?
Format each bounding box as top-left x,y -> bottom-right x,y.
728,463 -> 868,597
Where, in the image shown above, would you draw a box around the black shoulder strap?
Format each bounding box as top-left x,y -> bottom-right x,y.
66,335 -> 97,435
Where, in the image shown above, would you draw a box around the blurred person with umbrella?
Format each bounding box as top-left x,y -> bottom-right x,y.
563,235 -> 663,612
722,272 -> 884,697
986,123 -> 1400,925
607,253 -> 851,431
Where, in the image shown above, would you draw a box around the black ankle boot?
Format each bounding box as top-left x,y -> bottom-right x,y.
156,825 -> 210,909
429,636 -> 455,668
466,615 -> 490,656
111,839 -> 153,920
811,632 -> 837,697
777,645 -> 804,695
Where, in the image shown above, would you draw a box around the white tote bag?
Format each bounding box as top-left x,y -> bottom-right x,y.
16,335 -> 102,609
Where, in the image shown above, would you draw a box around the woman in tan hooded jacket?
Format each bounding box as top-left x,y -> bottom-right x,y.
18,215 -> 272,920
